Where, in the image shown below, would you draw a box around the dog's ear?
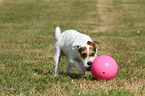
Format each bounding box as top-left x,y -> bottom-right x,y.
73,45 -> 81,49
87,41 -> 99,52
87,41 -> 100,45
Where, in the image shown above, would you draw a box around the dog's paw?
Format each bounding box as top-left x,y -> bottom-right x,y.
55,74 -> 59,76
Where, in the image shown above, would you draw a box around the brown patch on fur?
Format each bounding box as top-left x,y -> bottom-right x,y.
87,41 -> 99,57
87,41 -> 99,45
78,46 -> 88,59
89,45 -> 96,57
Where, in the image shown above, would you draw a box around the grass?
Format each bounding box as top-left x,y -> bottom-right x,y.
0,0 -> 145,95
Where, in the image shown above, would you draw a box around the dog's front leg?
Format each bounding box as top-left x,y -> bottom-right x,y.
67,63 -> 73,74
68,59 -> 85,75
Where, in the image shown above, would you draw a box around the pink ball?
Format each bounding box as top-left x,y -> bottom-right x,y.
91,55 -> 118,80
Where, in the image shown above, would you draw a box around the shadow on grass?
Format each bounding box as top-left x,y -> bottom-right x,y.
60,72 -> 97,81
54,71 -> 85,79
33,68 -> 97,81
33,68 -> 52,75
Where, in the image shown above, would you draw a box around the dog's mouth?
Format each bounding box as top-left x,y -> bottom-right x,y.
85,67 -> 91,71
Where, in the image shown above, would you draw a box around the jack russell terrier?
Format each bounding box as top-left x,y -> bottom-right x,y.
53,27 -> 99,76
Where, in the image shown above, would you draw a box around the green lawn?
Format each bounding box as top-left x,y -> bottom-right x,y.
0,0 -> 145,95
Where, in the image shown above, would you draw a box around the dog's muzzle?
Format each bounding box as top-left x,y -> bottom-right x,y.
87,61 -> 92,66
85,67 -> 91,71
85,61 -> 92,71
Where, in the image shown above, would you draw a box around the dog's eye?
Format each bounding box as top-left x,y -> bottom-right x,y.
81,53 -> 87,57
90,53 -> 95,56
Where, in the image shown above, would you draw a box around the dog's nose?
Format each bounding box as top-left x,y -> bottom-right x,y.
87,61 -> 92,65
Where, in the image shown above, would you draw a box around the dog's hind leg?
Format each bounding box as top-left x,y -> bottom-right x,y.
53,45 -> 60,76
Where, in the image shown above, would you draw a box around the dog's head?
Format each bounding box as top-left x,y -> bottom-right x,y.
74,41 -> 99,71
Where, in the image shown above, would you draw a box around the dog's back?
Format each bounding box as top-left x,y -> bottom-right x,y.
55,27 -> 92,56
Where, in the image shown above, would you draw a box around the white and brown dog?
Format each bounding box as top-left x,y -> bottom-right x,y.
53,27 -> 99,76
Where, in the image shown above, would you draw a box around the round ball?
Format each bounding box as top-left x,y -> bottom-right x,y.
91,55 -> 118,80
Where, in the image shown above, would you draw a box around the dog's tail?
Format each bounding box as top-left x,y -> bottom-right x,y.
55,26 -> 61,40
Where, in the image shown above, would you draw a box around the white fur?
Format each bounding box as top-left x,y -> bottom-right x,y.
53,27 -> 97,76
